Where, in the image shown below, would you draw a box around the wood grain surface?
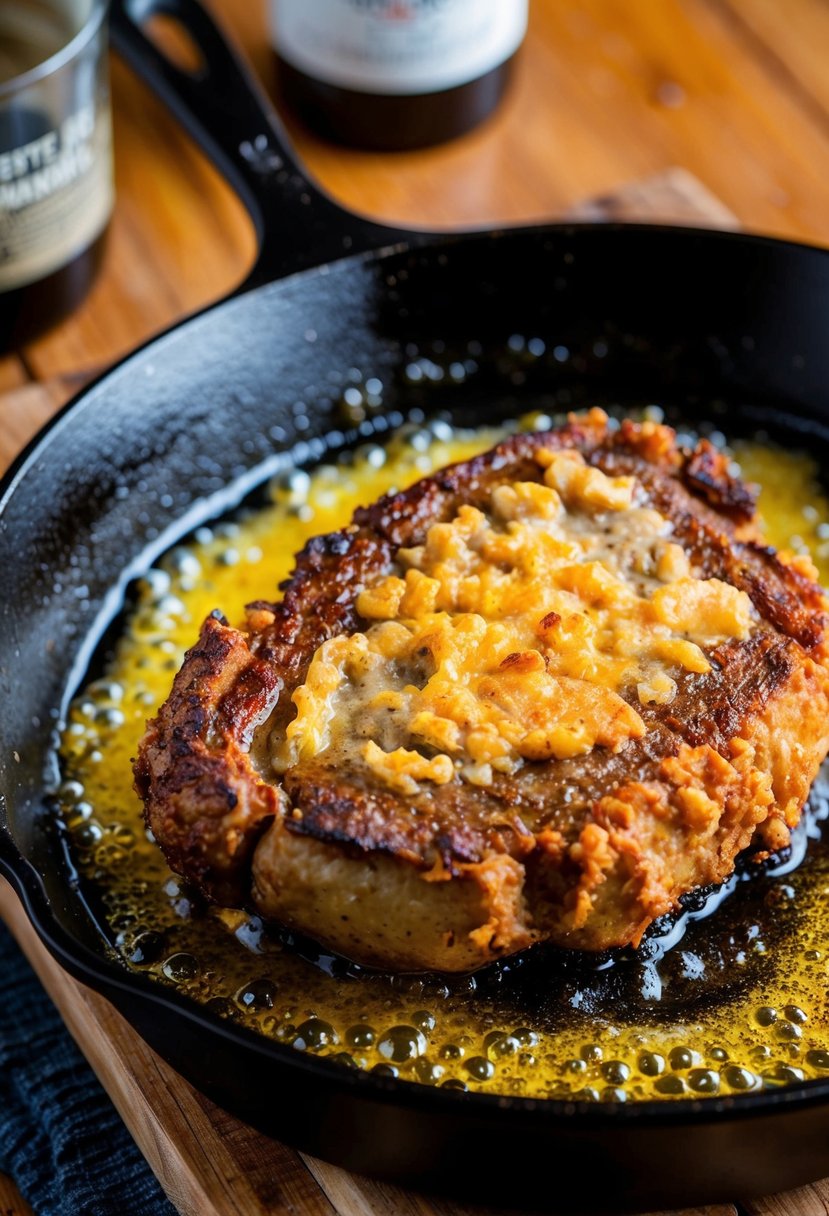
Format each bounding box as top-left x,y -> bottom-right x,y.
4,1 -> 829,1213
0,1173 -> 34,1216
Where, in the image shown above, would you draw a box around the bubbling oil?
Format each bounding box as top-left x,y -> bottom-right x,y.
58,414 -> 829,1103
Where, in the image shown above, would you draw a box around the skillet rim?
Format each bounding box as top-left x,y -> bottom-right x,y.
5,218 -> 829,1133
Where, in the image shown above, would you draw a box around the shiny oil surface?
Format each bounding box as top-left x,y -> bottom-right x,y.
57,413 -> 829,1102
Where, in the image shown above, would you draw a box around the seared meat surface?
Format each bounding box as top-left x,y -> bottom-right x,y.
134,411 -> 829,972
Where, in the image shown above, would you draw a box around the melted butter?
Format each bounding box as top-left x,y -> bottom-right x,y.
58,420 -> 829,1102
734,440 -> 829,587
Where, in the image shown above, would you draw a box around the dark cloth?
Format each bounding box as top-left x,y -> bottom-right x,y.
0,922 -> 175,1216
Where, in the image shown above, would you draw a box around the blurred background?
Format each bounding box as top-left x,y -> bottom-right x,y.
3,0 -> 829,397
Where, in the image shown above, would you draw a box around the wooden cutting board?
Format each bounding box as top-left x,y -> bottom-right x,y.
0,169 -> 823,1216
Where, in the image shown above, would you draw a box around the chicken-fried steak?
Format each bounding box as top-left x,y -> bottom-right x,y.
134,410 -> 829,972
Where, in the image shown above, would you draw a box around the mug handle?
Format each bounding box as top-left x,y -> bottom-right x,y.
109,0 -> 418,288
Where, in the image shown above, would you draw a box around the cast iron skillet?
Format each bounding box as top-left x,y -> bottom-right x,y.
4,1 -> 829,1209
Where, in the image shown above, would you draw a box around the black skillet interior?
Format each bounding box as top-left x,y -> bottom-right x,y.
4,1 -> 829,1210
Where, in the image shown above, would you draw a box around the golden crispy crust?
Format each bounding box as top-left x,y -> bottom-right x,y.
251,829 -> 536,972
134,412 -> 829,972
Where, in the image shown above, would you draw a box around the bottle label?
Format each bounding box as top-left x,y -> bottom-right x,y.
0,99 -> 113,293
271,0 -> 528,95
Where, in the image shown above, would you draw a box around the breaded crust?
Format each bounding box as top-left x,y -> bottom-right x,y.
134,411 -> 829,972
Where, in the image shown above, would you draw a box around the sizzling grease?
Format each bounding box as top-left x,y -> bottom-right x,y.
58,418 -> 829,1102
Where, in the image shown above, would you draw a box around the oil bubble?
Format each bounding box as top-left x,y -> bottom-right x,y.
377,1026 -> 427,1063
602,1061 -> 630,1085
688,1069 -> 719,1094
439,1043 -> 463,1061
484,1033 -> 519,1060
638,1052 -> 665,1077
806,1050 -> 829,1070
75,822 -> 103,846
723,1066 -> 756,1091
513,1027 -> 539,1047
465,1057 -> 495,1082
346,1024 -> 376,1049
162,953 -> 198,982
668,1047 -> 699,1071
293,1019 -> 338,1051
236,979 -> 278,1011
413,1059 -> 444,1085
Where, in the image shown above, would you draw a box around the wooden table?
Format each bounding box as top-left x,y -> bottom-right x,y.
4,2 -> 829,1213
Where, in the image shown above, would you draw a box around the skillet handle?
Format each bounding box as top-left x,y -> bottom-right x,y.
109,0 -> 414,287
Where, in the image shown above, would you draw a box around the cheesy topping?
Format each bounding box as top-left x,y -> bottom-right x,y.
272,449 -> 755,792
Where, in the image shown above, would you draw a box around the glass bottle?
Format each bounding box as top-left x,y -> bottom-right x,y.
269,0 -> 528,151
0,0 -> 113,349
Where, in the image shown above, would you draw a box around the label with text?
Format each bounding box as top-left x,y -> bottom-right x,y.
0,102 -> 113,292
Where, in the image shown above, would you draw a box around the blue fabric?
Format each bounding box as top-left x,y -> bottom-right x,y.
0,922 -> 175,1216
